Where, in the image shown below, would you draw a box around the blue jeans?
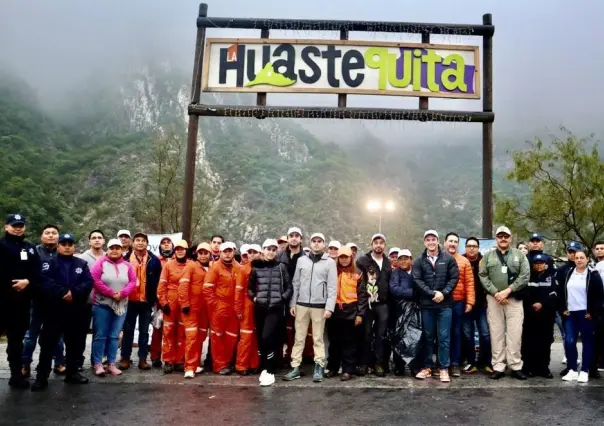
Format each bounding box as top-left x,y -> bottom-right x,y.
450,301 -> 464,367
563,310 -> 594,373
91,305 -> 127,365
120,302 -> 152,361
422,307 -> 452,369
22,304 -> 65,367
462,305 -> 491,367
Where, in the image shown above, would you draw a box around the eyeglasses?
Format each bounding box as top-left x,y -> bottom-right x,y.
496,235 -> 511,240
466,244 -> 479,248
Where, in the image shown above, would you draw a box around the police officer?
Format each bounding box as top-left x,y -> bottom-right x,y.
32,233 -> 93,391
0,213 -> 40,389
521,253 -> 558,378
527,233 -> 556,271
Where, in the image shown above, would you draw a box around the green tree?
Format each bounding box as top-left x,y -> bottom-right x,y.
495,129 -> 604,252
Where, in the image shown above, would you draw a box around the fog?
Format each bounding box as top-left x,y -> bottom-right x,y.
1,0 -> 602,145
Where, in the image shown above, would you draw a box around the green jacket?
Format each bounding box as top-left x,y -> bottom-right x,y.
479,247 -> 529,296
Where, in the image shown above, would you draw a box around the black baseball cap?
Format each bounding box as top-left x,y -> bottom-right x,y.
58,233 -> 76,244
6,213 -> 26,226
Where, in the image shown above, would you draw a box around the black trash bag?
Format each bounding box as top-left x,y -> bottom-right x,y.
390,299 -> 423,364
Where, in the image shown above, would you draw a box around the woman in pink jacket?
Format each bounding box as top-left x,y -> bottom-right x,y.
90,239 -> 136,377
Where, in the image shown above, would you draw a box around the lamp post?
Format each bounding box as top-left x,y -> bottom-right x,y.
367,200 -> 395,233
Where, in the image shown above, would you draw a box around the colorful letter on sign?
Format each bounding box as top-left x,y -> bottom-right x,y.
202,38 -> 480,99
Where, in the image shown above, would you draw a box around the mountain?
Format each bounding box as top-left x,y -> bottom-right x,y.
0,65 -> 522,252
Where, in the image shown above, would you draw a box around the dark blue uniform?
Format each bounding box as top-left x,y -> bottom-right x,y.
0,230 -> 40,381
36,253 -> 93,379
522,254 -> 558,377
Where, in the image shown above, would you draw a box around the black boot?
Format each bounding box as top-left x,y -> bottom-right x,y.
31,378 -> 48,392
9,375 -> 30,390
64,372 -> 90,384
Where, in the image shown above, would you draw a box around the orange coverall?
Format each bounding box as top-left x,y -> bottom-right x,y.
157,259 -> 190,366
178,260 -> 210,373
234,262 -> 259,372
203,260 -> 240,373
150,255 -> 172,362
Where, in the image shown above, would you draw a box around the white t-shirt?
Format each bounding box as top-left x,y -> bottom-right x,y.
371,253 -> 383,270
595,260 -> 604,280
567,269 -> 588,312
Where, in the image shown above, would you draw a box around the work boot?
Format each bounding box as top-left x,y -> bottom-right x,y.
174,364 -> 185,373
312,364 -> 324,382
9,375 -> 30,389
374,365 -> 385,377
30,378 -> 48,392
356,365 -> 367,377
451,366 -> 461,377
118,359 -> 131,370
163,363 -> 174,374
218,368 -> 231,376
53,365 -> 67,375
341,373 -> 353,381
152,359 -> 163,369
283,367 -> 301,381
64,372 -> 90,385
325,369 -> 338,378
236,369 -> 249,376
138,360 -> 151,371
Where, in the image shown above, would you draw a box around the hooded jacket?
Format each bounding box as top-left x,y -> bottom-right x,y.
291,252 -> 337,312
356,251 -> 392,304
39,254 -> 93,308
249,258 -> 292,309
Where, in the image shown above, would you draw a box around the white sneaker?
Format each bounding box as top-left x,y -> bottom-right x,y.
562,370 -> 579,381
195,366 -> 204,374
184,370 -> 195,379
260,373 -> 275,387
259,370 -> 268,382
561,356 -> 567,364
577,371 -> 589,383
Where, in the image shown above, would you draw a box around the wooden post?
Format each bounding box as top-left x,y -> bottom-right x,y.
181,3 -> 208,243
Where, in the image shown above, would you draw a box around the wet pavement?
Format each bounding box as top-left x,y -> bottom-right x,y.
2,340 -> 603,425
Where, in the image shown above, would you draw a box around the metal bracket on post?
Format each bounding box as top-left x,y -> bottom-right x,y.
338,29 -> 349,109
256,28 -> 270,117
419,32 -> 430,110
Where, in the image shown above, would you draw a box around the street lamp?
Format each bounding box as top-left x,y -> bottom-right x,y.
367,199 -> 395,233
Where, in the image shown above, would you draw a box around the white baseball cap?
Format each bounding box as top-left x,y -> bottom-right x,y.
248,244 -> 262,253
220,241 -> 237,251
388,247 -> 401,256
372,233 -> 386,242
310,233 -> 325,242
328,240 -> 341,249
240,244 -> 250,254
346,242 -> 358,249
117,229 -> 131,238
107,238 -> 123,248
262,238 -> 279,249
398,249 -> 413,258
287,227 -> 303,237
495,226 -> 512,236
423,230 -> 439,239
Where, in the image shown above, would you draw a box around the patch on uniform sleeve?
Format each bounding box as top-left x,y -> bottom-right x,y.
75,267 -> 83,274
29,248 -> 34,255
42,262 -> 50,271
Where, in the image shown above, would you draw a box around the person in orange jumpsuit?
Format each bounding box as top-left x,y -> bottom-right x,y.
150,237 -> 174,368
234,245 -> 261,375
178,242 -> 211,378
157,239 -> 190,374
203,241 -> 240,374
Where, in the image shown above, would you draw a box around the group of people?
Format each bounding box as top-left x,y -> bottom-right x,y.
1,213 -> 604,391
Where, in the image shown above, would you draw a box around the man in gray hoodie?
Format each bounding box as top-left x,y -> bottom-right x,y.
76,229 -> 106,368
284,232 -> 337,383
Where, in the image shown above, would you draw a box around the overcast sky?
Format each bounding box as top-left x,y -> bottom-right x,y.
1,0 -> 602,144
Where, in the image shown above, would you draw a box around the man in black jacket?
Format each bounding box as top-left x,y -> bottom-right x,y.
0,213 -> 40,389
356,233 -> 392,377
32,233 -> 93,391
119,232 -> 162,371
412,230 -> 459,382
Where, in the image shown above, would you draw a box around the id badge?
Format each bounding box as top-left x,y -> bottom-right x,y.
501,266 -> 508,274
20,251 -> 28,261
